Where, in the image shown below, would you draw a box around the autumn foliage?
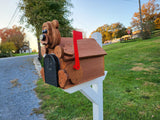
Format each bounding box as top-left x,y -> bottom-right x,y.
90,23 -> 128,43
131,0 -> 160,39
0,25 -> 25,52
131,0 -> 160,28
154,17 -> 160,29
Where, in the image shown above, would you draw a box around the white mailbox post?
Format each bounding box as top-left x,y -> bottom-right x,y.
64,71 -> 107,120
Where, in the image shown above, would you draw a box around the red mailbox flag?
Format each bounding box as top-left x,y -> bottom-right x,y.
73,30 -> 83,70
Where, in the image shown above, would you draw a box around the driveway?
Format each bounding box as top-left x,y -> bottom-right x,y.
0,55 -> 45,120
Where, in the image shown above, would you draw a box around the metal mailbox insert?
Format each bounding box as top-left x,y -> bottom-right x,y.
44,54 -> 60,87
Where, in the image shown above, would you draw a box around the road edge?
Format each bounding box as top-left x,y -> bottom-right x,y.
0,54 -> 38,60
33,57 -> 41,78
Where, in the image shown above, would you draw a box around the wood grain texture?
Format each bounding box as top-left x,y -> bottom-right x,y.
40,67 -> 45,82
58,70 -> 68,88
63,55 -> 75,61
80,56 -> 105,82
60,38 -> 107,61
54,45 -> 64,58
65,62 -> 83,84
42,21 -> 61,48
48,48 -> 55,54
60,37 -> 74,56
52,20 -> 59,29
59,58 -> 66,69
63,56 -> 104,89
77,38 -> 107,58
64,47 -> 74,56
41,46 -> 46,57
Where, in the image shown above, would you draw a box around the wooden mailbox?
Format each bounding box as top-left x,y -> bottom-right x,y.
40,20 -> 107,89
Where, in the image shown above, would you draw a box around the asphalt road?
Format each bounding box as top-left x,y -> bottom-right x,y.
0,55 -> 45,120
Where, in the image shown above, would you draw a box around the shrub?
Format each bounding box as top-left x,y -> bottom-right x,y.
0,42 -> 17,57
141,30 -> 151,39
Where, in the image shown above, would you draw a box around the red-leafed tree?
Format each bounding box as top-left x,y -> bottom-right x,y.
0,25 -> 25,52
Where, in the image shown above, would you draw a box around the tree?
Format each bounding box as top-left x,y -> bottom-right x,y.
0,42 -> 17,57
0,25 -> 25,52
19,0 -> 73,59
110,23 -> 127,38
104,31 -> 112,41
154,17 -> 160,29
90,23 -> 127,43
131,0 -> 160,39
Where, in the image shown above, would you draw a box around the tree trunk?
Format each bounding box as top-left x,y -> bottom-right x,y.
37,38 -> 42,61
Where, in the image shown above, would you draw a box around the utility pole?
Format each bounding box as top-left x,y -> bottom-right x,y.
139,0 -> 143,36
28,41 -> 30,54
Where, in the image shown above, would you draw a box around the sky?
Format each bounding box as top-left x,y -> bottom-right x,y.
0,0 -> 159,51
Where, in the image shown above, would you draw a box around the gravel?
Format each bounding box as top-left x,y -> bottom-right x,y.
0,55 -> 45,120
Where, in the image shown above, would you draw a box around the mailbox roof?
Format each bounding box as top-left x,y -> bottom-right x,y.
61,37 -> 107,61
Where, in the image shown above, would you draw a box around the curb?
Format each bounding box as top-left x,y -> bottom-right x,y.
0,54 -> 37,60
33,57 -> 46,120
33,57 -> 42,78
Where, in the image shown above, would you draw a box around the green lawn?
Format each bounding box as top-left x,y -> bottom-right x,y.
152,30 -> 160,37
35,36 -> 160,120
13,52 -> 38,56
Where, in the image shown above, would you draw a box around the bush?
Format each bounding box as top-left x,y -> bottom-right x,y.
0,42 -> 17,57
0,52 -> 10,58
141,30 -> 151,39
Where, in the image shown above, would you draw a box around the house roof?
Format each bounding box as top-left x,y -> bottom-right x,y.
132,30 -> 141,35
21,45 -> 29,50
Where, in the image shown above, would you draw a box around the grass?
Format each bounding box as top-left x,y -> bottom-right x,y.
13,52 -> 38,56
151,30 -> 160,37
35,36 -> 160,120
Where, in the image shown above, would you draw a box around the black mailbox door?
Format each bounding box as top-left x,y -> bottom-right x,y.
44,54 -> 60,87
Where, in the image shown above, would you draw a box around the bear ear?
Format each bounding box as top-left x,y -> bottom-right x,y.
52,20 -> 59,29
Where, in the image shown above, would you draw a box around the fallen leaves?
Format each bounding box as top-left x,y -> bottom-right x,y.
10,79 -> 21,88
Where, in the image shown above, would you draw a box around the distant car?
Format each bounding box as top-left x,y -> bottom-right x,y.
121,35 -> 132,40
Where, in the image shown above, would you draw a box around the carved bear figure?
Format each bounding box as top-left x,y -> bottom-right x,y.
40,20 -> 83,89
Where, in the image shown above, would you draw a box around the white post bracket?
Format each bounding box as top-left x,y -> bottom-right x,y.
64,71 -> 107,120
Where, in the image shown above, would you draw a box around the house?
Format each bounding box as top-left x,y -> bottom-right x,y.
132,30 -> 141,39
19,45 -> 32,53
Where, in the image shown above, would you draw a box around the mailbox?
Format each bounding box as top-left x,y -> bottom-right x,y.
44,54 -> 60,87
40,20 -> 107,89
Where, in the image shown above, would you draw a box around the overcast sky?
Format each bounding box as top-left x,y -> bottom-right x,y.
0,0 -> 159,50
